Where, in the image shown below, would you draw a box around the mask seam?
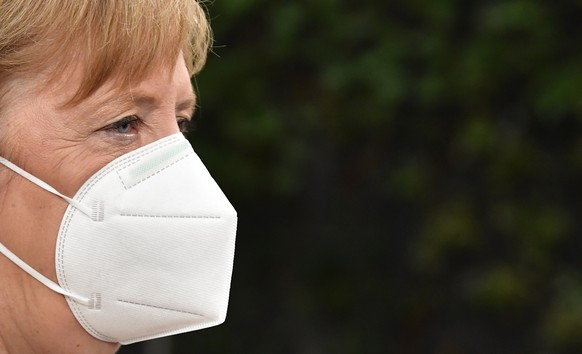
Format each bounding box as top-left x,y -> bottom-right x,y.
122,322 -> 223,345
68,297 -> 117,342
56,206 -> 117,342
116,299 -> 204,317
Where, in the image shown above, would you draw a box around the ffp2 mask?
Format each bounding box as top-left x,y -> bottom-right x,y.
0,133 -> 237,344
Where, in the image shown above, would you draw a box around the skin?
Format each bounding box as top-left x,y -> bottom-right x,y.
0,55 -> 196,353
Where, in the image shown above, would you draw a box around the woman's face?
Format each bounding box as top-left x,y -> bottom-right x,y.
0,56 -> 195,352
2,56 -> 196,195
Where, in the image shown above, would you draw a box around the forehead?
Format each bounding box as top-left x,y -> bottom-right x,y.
0,56 -> 195,138
46,55 -> 195,110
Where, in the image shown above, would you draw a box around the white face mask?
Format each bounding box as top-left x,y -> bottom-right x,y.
0,133 -> 237,344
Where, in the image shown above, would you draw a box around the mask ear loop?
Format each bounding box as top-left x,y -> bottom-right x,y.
0,242 -> 91,306
0,157 -> 92,306
0,157 -> 93,218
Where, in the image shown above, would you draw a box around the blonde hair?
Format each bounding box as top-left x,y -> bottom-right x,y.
0,0 -> 211,105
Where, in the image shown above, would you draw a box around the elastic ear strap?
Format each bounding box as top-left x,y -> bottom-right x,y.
0,157 -> 92,217
0,241 -> 90,306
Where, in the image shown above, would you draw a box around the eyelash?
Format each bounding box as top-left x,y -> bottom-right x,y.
105,115 -> 141,135
103,115 -> 195,135
177,117 -> 196,133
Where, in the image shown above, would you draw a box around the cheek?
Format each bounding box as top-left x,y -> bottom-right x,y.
45,148 -> 114,198
9,120 -> 111,198
12,132 -> 112,199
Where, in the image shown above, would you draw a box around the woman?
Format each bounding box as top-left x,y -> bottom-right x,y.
0,1 -> 237,353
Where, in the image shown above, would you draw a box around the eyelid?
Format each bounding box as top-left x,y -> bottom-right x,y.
99,115 -> 143,139
100,115 -> 140,130
179,106 -> 195,121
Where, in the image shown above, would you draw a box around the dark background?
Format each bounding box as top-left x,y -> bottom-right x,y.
121,0 -> 582,353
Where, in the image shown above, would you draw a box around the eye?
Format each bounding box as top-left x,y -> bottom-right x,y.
103,116 -> 141,135
177,117 -> 196,133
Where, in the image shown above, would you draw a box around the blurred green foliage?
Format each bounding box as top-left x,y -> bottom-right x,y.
120,0 -> 582,353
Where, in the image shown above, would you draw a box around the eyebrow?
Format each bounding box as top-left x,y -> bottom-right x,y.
133,95 -> 196,111
94,92 -> 197,119
176,98 -> 196,117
